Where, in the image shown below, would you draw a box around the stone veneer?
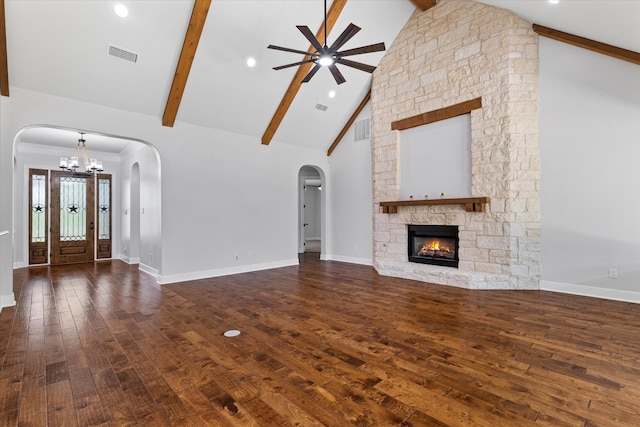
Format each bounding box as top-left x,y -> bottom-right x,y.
371,0 -> 540,289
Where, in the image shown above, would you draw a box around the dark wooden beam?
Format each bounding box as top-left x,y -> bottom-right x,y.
327,89 -> 370,156
533,24 -> 640,66
410,0 -> 437,12
391,97 -> 482,131
262,0 -> 348,146
162,0 -> 211,127
0,0 -> 9,97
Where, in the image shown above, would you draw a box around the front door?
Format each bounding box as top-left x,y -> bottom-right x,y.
50,170 -> 95,264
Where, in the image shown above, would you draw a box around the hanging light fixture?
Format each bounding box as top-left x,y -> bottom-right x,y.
59,132 -> 103,175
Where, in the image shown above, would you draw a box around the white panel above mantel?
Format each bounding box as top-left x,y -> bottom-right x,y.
400,114 -> 472,200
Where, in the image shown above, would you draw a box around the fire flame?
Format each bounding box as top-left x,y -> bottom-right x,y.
421,240 -> 452,254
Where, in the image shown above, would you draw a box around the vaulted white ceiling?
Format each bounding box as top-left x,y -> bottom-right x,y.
6,0 -> 639,153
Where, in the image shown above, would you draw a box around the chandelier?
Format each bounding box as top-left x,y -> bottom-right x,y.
59,132 -> 103,175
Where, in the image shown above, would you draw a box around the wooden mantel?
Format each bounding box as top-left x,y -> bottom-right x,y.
380,197 -> 490,213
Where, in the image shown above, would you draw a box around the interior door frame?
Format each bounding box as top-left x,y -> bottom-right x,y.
297,166 -> 326,255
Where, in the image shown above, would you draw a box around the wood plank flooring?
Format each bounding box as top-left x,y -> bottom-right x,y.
1,255 -> 640,426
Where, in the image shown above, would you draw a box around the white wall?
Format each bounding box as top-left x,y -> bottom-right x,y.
0,95 -> 14,309
0,88 -> 330,306
539,38 -> 640,302
118,142 -> 161,275
326,103 -> 374,266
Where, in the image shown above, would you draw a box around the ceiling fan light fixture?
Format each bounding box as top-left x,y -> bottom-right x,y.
267,0 -> 385,84
318,54 -> 334,66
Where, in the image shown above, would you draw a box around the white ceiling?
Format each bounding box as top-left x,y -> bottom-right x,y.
6,0 -> 640,153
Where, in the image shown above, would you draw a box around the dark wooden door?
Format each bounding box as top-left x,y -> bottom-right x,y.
50,171 -> 95,264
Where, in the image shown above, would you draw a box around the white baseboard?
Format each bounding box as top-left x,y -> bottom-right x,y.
157,258 -> 299,285
118,254 -> 140,265
139,263 -> 159,279
0,292 -> 16,310
13,261 -> 27,269
541,280 -> 640,304
321,254 -> 373,266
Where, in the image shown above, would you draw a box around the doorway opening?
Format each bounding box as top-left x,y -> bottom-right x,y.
298,166 -> 326,257
14,125 -> 162,272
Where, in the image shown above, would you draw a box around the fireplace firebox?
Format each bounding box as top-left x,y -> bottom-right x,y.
408,225 -> 459,268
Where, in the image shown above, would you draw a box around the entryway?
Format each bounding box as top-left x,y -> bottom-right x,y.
28,169 -> 112,265
298,166 -> 325,256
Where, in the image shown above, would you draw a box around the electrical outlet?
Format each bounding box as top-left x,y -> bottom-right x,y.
234,253 -> 239,261
608,268 -> 618,279
248,251 -> 252,259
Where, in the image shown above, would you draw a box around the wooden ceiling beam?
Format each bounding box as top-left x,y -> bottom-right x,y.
327,89 -> 370,156
391,98 -> 482,131
0,0 -> 9,97
533,24 -> 640,66
410,0 -> 437,12
162,0 -> 211,127
261,0 -> 348,146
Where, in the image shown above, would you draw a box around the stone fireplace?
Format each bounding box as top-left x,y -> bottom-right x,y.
371,0 -> 541,290
408,224 -> 459,268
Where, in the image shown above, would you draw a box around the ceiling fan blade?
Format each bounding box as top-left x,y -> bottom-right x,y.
328,23 -> 361,52
297,25 -> 324,52
328,64 -> 346,85
336,58 -> 376,73
337,42 -> 386,57
273,58 -> 317,71
302,63 -> 322,83
268,44 -> 318,57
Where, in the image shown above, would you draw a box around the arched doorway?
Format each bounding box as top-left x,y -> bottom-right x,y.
298,166 -> 326,257
12,125 -> 161,274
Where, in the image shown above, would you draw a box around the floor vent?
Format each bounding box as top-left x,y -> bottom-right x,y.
107,45 -> 138,63
315,103 -> 328,112
354,118 -> 370,141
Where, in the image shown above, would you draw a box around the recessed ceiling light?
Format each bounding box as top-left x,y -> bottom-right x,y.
548,0 -> 559,4
246,57 -> 256,67
328,90 -> 336,98
114,4 -> 128,17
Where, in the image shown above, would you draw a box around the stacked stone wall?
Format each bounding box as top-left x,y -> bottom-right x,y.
372,0 -> 540,289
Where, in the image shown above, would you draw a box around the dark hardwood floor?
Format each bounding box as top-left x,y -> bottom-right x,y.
1,255 -> 640,426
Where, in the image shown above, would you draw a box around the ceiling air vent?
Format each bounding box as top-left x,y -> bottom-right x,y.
315,103 -> 328,112
107,44 -> 138,63
354,118 -> 370,141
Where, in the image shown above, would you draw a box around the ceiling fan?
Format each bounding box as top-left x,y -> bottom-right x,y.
267,0 -> 386,85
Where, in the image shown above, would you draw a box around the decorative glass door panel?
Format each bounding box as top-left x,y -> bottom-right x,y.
97,174 -> 112,259
51,170 -> 95,264
29,169 -> 49,264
